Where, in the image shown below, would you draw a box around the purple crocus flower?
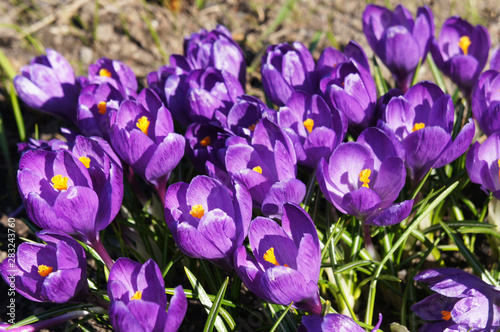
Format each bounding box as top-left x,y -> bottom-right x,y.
108,257 -> 187,332
466,132 -> 500,199
431,16 -> 490,96
0,230 -> 88,303
363,4 -> 434,92
299,313 -> 382,332
109,88 -> 185,200
80,57 -> 138,98
316,40 -> 370,81
77,82 -> 126,140
261,42 -> 316,106
471,70 -> 500,137
411,268 -> 500,332
317,127 -> 413,226
164,175 -> 252,270
185,122 -> 228,172
13,49 -> 80,124
380,81 -> 475,181
186,67 -> 244,124
234,203 -> 322,314
321,59 -> 377,131
278,91 -> 346,168
17,134 -> 123,246
183,25 -> 246,87
225,118 -> 306,217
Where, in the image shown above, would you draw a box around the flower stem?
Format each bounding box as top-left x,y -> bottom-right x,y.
91,238 -> 114,270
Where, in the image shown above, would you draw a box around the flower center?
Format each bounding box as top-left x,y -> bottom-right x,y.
412,123 -> 425,132
248,122 -> 258,132
38,265 -> 53,277
131,291 -> 142,301
263,247 -> 289,267
200,136 -> 211,147
79,156 -> 91,168
190,204 -> 205,219
441,310 -> 452,321
136,116 -> 150,135
252,166 -> 263,174
97,101 -> 107,115
51,174 -> 68,191
359,169 -> 371,188
99,68 -> 112,77
458,36 -> 471,55
303,118 -> 314,134
497,159 -> 500,183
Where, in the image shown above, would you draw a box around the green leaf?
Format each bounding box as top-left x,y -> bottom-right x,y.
268,302 -> 293,332
203,277 -> 230,332
334,260 -> 375,274
184,266 -> 228,332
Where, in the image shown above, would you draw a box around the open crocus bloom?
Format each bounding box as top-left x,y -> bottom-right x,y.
234,203 -> 322,314
317,127 -> 413,226
164,175 -> 252,270
0,230 -> 88,303
411,268 -> 500,332
466,132 -> 500,199
108,258 -> 187,332
471,70 -> 500,137
381,81 -> 475,181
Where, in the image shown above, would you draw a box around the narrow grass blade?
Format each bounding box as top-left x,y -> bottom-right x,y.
203,277 -> 229,332
185,266 -> 228,332
410,58 -> 422,87
426,54 -> 447,93
268,302 -> 293,332
372,56 -> 389,96
8,82 -> 26,142
0,48 -> 17,80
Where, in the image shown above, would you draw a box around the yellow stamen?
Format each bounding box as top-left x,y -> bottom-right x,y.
200,136 -> 211,147
359,169 -> 371,188
51,175 -> 69,191
136,116 -> 150,135
99,68 -> 112,77
131,291 -> 142,301
303,118 -> 314,134
252,166 -> 263,174
441,310 -> 452,321
79,156 -> 91,168
97,101 -> 107,115
497,159 -> 500,183
412,123 -> 425,132
248,121 -> 259,132
263,247 -> 289,267
190,204 -> 205,219
38,265 -> 53,277
458,36 -> 471,55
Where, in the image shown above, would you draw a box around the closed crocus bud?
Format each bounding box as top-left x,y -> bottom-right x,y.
411,268 -> 500,332
299,313 -> 382,332
164,175 -> 252,270
184,25 -> 246,87
108,258 -> 187,332
17,135 -> 123,245
225,118 -> 306,217
278,91 -> 346,168
466,133 -> 500,199
109,88 -> 185,200
235,203 -> 322,314
77,82 -> 125,140
363,4 -> 434,92
261,42 -> 316,106
0,230 -> 88,303
83,57 -> 138,98
431,16 -> 490,97
471,70 -> 500,137
317,127 -> 413,226
321,59 -> 377,131
380,81 -> 475,181
186,67 -> 244,124
13,49 -> 80,124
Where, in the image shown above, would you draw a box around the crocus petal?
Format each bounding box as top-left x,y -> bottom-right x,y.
261,179 -> 306,218
365,199 -> 414,226
164,285 -> 188,332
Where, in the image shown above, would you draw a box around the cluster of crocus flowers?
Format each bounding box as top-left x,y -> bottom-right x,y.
234,203 -> 322,314
317,127 -> 413,226
0,230 -> 88,303
164,175 -> 252,270
362,4 -> 434,92
411,268 -> 500,331
107,258 -> 187,332
299,313 -> 382,332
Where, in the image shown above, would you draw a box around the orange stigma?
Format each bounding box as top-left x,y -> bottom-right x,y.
51,175 -> 68,191
136,116 -> 150,135
79,156 -> 91,168
38,265 -> 53,277
458,36 -> 471,55
252,166 -> 263,174
97,101 -> 107,114
441,310 -> 452,321
190,204 -> 205,219
412,123 -> 425,132
359,169 -> 371,188
263,247 -> 289,267
200,136 -> 211,147
131,291 -> 142,300
303,118 -> 314,134
99,68 -> 112,77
